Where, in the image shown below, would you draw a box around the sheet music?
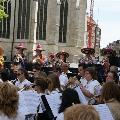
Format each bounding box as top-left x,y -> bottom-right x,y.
18,90 -> 40,115
94,104 -> 114,120
45,92 -> 62,117
74,86 -> 88,105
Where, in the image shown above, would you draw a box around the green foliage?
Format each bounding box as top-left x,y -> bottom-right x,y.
0,0 -> 8,20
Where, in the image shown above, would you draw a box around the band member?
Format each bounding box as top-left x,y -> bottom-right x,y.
13,43 -> 27,68
46,52 -> 56,67
0,47 -> 4,70
102,57 -> 110,80
32,43 -> 47,65
56,51 -> 69,64
79,48 -> 95,64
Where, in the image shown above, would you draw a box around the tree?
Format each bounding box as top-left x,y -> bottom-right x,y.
0,0 -> 8,20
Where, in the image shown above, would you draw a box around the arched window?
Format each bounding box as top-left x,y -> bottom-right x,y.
59,0 -> 68,43
0,1 -> 11,38
17,0 -> 31,39
36,0 -> 48,40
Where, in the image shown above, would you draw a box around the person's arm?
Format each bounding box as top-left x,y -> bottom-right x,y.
80,86 -> 94,98
68,77 -> 80,85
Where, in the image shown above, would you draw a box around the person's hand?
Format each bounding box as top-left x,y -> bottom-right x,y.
68,77 -> 76,84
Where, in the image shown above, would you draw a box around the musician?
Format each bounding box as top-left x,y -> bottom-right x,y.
56,51 -> 69,64
79,48 -> 95,64
59,62 -> 70,89
13,43 -> 27,68
46,52 -> 56,67
40,73 -> 62,120
15,68 -> 31,90
57,88 -> 80,120
32,43 -> 47,65
80,67 -> 102,102
32,62 -> 47,78
79,54 -> 94,64
0,46 -> 4,70
69,64 -> 87,87
102,56 -> 110,80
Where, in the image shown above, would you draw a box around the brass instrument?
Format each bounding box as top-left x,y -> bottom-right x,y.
0,47 -> 4,70
13,54 -> 23,63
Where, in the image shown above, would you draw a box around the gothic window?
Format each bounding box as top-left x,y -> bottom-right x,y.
36,0 -> 48,40
17,0 -> 31,39
59,0 -> 68,43
0,1 -> 11,38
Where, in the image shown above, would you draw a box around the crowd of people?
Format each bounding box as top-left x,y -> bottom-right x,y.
0,43 -> 120,120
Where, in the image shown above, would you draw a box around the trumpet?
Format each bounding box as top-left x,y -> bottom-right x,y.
0,47 -> 4,70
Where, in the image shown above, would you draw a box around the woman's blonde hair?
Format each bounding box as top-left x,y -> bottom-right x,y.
64,104 -> 100,120
0,83 -> 19,118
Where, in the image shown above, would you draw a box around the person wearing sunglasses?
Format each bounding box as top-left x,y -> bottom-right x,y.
32,63 -> 47,78
15,68 -> 31,89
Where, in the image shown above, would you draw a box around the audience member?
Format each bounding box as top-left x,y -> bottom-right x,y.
101,82 -> 120,120
0,83 -> 25,120
64,104 -> 100,120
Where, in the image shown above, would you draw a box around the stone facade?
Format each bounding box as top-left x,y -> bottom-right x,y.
0,0 -> 87,63
108,40 -> 120,57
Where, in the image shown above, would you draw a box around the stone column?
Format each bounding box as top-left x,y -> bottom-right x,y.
61,0 -> 87,62
10,0 -> 19,60
45,0 -> 60,52
66,0 -> 78,47
28,0 -> 38,60
76,0 -> 87,49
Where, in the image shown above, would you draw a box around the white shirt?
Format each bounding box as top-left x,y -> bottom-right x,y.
44,89 -> 62,118
85,80 -> 101,95
80,77 -> 87,87
59,72 -> 68,87
85,80 -> 101,101
15,79 -> 31,89
18,90 -> 40,115
56,112 -> 64,120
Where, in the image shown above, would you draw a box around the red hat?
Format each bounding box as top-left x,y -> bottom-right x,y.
35,43 -> 45,51
56,51 -> 69,58
102,48 -> 113,55
81,48 -> 95,54
15,43 -> 27,50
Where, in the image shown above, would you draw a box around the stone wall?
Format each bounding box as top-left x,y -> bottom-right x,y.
0,0 -> 87,63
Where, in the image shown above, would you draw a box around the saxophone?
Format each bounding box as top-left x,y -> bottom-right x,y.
0,47 -> 4,70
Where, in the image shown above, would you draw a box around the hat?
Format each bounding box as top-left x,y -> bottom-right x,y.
56,51 -> 69,58
34,43 -> 45,51
102,48 -> 113,55
81,48 -> 95,54
15,43 -> 27,50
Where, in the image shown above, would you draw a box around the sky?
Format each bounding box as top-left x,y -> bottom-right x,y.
87,0 -> 120,48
